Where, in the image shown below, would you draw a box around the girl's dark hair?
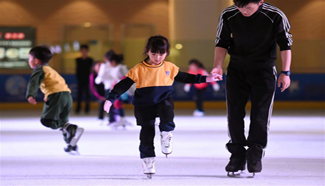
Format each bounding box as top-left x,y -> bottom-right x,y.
189,59 -> 205,69
110,54 -> 124,64
105,49 -> 123,64
105,50 -> 115,60
29,46 -> 53,64
233,0 -> 261,8
144,35 -> 170,57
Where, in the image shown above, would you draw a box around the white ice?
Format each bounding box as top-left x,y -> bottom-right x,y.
1,109 -> 324,186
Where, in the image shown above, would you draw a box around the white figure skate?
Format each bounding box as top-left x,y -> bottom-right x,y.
142,157 -> 155,179
161,131 -> 173,158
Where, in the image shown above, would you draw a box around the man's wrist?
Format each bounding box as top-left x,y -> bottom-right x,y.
281,70 -> 291,76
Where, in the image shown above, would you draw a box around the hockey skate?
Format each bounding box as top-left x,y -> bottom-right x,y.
161,131 -> 173,158
226,159 -> 246,177
62,123 -> 84,154
142,157 -> 155,179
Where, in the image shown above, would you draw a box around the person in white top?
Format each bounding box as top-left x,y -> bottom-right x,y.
95,50 -> 134,127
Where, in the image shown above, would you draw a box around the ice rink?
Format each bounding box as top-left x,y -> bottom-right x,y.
1,109 -> 324,186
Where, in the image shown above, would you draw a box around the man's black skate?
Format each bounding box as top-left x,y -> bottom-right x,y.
247,160 -> 262,176
225,143 -> 247,177
246,144 -> 264,177
226,159 -> 246,177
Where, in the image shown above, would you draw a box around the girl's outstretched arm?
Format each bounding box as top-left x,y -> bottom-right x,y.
174,71 -> 221,84
104,77 -> 135,113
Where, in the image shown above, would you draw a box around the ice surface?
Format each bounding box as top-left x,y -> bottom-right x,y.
1,109 -> 324,186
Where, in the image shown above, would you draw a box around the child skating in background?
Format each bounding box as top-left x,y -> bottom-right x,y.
95,50 -> 114,124
184,59 -> 220,116
103,35 -> 221,178
96,50 -> 133,127
107,53 -> 134,128
26,46 -> 84,153
89,60 -> 106,124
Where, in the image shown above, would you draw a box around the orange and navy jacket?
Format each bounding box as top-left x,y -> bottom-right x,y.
107,60 -> 207,106
26,64 -> 71,100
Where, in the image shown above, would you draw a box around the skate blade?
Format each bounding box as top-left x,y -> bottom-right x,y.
111,122 -> 131,129
145,173 -> 154,179
247,172 -> 255,178
227,171 -> 255,178
67,150 -> 80,156
64,146 -> 80,155
162,151 -> 172,158
70,128 -> 84,147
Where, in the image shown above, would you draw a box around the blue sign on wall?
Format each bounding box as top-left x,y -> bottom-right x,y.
0,74 -> 324,102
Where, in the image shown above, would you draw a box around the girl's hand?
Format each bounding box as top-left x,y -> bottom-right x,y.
43,97 -> 47,102
103,100 -> 112,113
206,73 -> 222,82
28,96 -> 37,105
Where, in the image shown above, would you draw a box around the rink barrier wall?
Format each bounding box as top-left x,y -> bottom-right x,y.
0,101 -> 324,110
0,73 -> 324,109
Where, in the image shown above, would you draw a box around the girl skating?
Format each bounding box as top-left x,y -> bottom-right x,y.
103,35 -> 221,178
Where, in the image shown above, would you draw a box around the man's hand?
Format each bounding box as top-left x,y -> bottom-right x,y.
211,66 -> 223,81
103,100 -> 112,113
278,74 -> 291,92
28,96 -> 37,105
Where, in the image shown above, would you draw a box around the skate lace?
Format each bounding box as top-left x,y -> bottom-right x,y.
144,159 -> 154,169
162,134 -> 172,147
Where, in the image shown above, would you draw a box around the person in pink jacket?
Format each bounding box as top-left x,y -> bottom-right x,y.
89,61 -> 106,124
184,59 -> 220,116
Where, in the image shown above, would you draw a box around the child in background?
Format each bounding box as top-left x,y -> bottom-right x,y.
184,59 -> 220,116
89,60 -> 106,124
103,35 -> 221,178
95,50 -> 132,127
26,46 -> 84,153
105,52 -> 133,127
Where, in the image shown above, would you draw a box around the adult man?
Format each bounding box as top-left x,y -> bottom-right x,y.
212,0 -> 292,175
75,44 -> 93,114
